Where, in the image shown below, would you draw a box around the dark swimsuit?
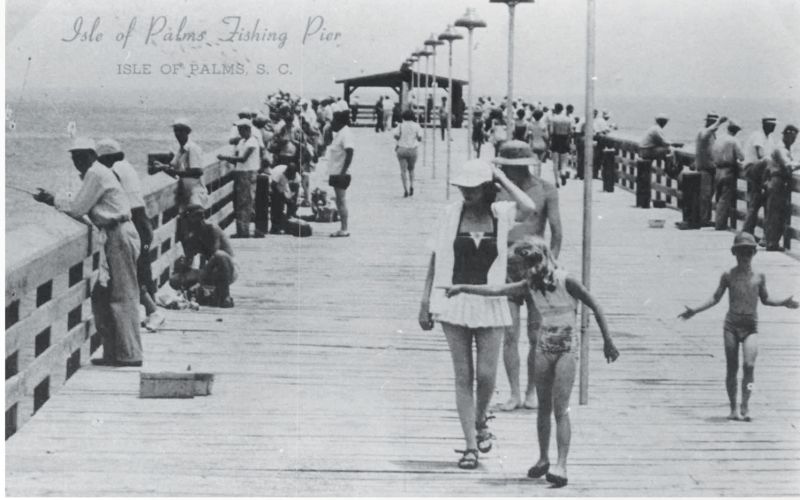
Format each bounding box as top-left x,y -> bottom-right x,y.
452,210 -> 498,285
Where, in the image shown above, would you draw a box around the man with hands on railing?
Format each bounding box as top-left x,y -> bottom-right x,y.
639,113 -> 684,178
33,137 -> 143,367
763,124 -> 800,251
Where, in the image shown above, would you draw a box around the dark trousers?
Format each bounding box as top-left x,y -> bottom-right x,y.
763,177 -> 788,248
742,181 -> 766,235
270,183 -> 299,232
699,169 -> 715,224
233,170 -> 257,236
714,167 -> 737,230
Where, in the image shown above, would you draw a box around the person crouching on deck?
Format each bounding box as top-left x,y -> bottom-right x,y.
679,231 -> 798,421
443,236 -> 619,487
34,137 -> 143,367
169,204 -> 237,308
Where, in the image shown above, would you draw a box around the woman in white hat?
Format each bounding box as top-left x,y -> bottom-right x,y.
418,159 -> 537,469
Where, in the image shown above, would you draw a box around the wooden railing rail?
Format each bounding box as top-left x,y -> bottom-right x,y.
5,149 -> 233,439
593,134 -> 799,247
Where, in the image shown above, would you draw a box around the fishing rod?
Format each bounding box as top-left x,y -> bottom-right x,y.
7,184 -> 39,196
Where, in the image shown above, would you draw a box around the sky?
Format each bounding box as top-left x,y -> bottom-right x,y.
5,0 -> 800,103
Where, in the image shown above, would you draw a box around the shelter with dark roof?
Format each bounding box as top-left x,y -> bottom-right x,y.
335,66 -> 468,127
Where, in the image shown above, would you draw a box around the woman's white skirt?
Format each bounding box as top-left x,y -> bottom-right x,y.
432,293 -> 512,329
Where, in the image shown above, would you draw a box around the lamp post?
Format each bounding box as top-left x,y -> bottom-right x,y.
490,0 -> 534,136
455,8 -> 487,160
424,34 -> 444,179
412,49 -> 425,114
404,58 -> 414,112
412,48 -> 426,168
439,25 -> 463,200
417,47 -> 433,170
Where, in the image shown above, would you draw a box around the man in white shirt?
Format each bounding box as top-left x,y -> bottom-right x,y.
327,102 -> 355,237
96,138 -> 165,332
382,95 -> 394,132
742,116 -> 777,235
711,120 -> 744,230
218,119 -> 262,238
763,124 -> 800,250
35,138 -> 143,367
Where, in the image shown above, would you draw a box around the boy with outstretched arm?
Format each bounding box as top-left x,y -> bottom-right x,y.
679,232 -> 798,421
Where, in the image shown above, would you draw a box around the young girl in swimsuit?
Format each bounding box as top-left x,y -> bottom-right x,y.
679,232 -> 798,421
444,236 -> 619,487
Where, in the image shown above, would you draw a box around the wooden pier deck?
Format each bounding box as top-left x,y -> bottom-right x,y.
6,129 -> 800,496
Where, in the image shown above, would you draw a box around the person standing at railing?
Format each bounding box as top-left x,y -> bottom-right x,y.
763,124 -> 800,251
96,138 -> 166,333
640,113 -> 675,161
152,118 -> 209,249
742,116 -> 777,237
218,118 -> 262,239
711,121 -> 745,230
695,113 -> 728,227
34,137 -> 143,367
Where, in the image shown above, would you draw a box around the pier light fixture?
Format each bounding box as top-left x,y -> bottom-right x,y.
438,25 -> 463,199
455,8 -> 487,159
424,34 -> 444,179
490,0 -> 535,132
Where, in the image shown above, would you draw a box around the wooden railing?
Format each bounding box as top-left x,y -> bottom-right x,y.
5,149 -> 234,439
348,104 -> 467,128
589,134 -> 799,247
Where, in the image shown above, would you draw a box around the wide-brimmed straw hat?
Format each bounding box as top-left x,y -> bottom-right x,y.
493,140 -> 536,166
731,232 -> 757,250
451,159 -> 493,188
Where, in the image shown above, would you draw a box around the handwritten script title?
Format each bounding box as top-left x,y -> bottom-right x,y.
61,15 -> 342,49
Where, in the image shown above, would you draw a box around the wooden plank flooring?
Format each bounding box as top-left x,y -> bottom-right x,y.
6,129 -> 800,496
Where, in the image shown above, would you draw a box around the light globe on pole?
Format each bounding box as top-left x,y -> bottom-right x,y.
438,24 -> 463,199
490,0 -> 534,136
455,8 -> 486,159
424,34 -> 444,179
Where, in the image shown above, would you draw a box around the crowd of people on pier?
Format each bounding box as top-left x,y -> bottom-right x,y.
30,91 -> 359,368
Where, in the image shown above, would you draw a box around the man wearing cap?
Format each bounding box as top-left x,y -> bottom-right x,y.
742,116 -> 777,236
494,140 -> 562,411
154,118 -> 208,212
711,120 -> 744,230
328,101 -> 355,237
218,118 -> 262,238
34,138 -> 143,367
695,113 -> 728,226
169,204 -> 236,308
640,114 -> 675,162
96,138 -> 165,332
229,107 -> 254,145
763,124 -> 800,251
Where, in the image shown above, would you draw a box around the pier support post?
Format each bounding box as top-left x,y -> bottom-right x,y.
601,148 -> 616,192
635,159 -> 652,208
676,171 -> 702,229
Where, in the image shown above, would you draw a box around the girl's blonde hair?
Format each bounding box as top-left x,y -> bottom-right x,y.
507,236 -> 557,282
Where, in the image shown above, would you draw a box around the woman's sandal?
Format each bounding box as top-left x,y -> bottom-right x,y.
455,448 -> 479,470
527,462 -> 550,478
476,415 -> 496,453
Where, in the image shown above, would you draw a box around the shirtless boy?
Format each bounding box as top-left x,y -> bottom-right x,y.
679,232 -> 798,421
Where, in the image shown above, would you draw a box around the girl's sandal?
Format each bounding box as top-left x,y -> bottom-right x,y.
455,449 -> 479,470
476,415 -> 496,453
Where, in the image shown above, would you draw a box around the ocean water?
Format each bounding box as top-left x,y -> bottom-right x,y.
5,90 -> 799,230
